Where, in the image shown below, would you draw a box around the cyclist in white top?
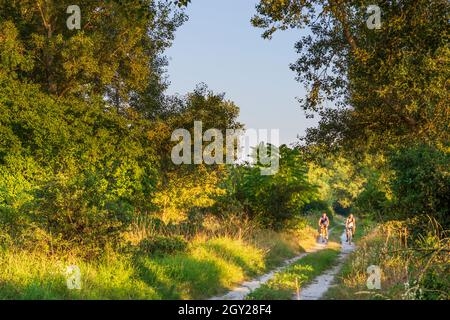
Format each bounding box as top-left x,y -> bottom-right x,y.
345,214 -> 356,243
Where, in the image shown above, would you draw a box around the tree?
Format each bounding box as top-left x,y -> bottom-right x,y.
252,0 -> 449,151
389,143 -> 449,226
222,145 -> 318,229
0,67 -> 158,253
0,0 -> 186,109
149,85 -> 243,222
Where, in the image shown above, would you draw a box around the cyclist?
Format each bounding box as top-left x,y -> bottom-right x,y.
345,214 -> 356,243
318,212 -> 330,243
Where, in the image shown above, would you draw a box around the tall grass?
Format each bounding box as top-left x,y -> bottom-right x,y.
325,216 -> 449,300
0,214 -> 320,299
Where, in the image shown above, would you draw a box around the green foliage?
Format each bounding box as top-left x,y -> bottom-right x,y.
0,73 -> 158,253
0,1 -> 190,253
302,200 -> 333,217
219,145 -> 318,229
148,85 -> 242,222
138,235 -> 187,256
133,237 -> 267,299
388,144 -> 449,226
0,0 -> 186,106
253,0 -> 449,152
354,178 -> 388,215
418,266 -> 450,300
253,0 -> 449,230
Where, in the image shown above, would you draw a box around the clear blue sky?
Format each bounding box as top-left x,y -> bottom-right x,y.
165,0 -> 318,146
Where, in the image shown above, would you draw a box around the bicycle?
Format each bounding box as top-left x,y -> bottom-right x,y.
346,226 -> 354,244
319,224 -> 328,243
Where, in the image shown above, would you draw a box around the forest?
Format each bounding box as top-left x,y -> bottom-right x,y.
0,0 -> 448,300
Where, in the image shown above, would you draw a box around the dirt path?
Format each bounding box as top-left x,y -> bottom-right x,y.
209,231 -> 333,300
293,230 -> 355,300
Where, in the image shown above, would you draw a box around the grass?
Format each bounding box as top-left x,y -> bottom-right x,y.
0,224 -> 320,299
133,237 -> 266,299
323,218 -> 449,300
252,227 -> 317,269
0,248 -> 160,299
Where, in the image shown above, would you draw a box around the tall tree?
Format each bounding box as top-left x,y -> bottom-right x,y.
252,0 -> 449,151
0,0 -> 186,109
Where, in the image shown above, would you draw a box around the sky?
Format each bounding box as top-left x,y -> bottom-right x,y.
165,0 -> 319,147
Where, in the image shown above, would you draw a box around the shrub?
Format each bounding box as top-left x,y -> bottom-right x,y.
302,199 -> 333,217
0,75 -> 158,253
138,235 -> 188,256
226,145 -> 318,230
389,143 -> 449,227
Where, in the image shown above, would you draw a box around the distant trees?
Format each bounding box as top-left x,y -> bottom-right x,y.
214,145 -> 318,230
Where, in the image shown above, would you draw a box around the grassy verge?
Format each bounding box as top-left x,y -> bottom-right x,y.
324,218 -> 449,300
0,226 -> 319,299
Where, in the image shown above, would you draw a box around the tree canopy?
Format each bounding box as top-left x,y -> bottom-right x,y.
252,0 -> 449,152
0,0 -> 186,109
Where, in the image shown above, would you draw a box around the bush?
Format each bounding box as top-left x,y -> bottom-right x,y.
138,235 -> 188,256
226,145 -> 318,230
0,75 -> 158,253
389,143 -> 449,227
302,199 -> 333,217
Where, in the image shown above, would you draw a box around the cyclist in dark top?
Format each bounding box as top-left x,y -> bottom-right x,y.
318,212 -> 330,243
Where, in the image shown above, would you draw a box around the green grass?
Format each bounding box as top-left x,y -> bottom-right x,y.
253,228 -> 317,269
0,248 -> 160,299
246,247 -> 341,300
132,237 -> 267,299
0,229 -> 318,299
